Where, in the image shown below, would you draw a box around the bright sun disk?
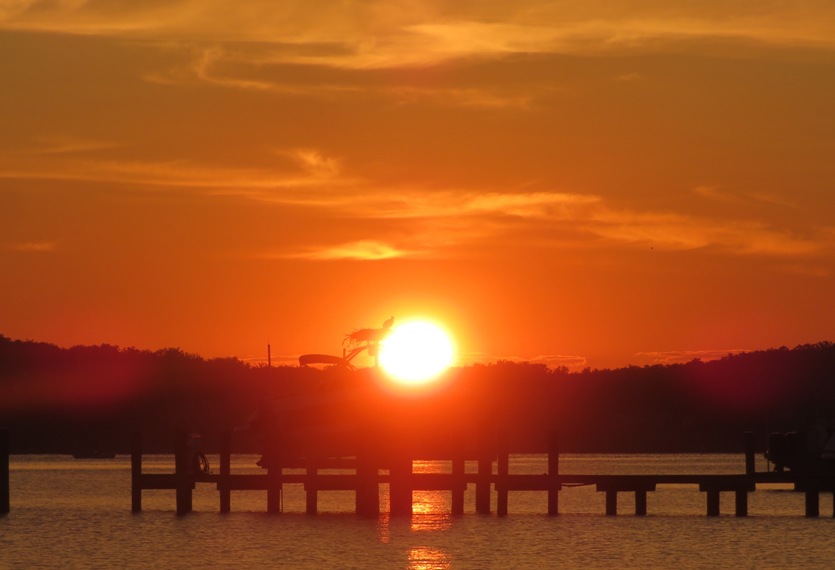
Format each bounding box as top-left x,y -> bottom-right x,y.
379,321 -> 455,384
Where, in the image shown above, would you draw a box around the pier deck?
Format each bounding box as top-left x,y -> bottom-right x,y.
130,430 -> 835,518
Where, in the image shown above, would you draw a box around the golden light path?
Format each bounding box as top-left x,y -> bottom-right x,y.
379,320 -> 455,385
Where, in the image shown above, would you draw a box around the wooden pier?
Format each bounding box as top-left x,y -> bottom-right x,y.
131,430 -> 835,518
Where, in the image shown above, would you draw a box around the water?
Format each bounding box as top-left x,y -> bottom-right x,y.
4,454 -> 835,569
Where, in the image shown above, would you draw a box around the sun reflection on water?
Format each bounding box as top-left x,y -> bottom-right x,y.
408,546 -> 453,570
376,462 -> 456,568
410,490 -> 453,531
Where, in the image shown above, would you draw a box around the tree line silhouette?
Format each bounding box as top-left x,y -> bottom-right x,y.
2,335 -> 835,454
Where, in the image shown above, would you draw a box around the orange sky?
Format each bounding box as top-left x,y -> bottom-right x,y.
2,1 -> 834,370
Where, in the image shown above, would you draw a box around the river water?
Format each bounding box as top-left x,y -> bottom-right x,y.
4,454 -> 835,569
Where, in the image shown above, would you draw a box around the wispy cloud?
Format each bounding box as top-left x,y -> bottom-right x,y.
283,148 -> 342,178
144,45 -> 350,96
3,1 -> 835,71
15,135 -> 121,156
530,353 -> 588,370
3,241 -> 58,253
747,192 -> 802,209
144,44 -> 536,108
3,142 -> 832,263
636,349 -> 750,365
288,240 -> 410,261
185,45 -> 279,92
338,189 -> 832,259
586,208 -> 826,256
342,189 -> 600,221
462,351 -> 588,370
693,185 -> 741,203
0,151 -> 358,195
389,86 -> 533,110
780,263 -> 834,277
693,185 -> 802,210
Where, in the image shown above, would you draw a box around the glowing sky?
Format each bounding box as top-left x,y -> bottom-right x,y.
2,1 -> 834,369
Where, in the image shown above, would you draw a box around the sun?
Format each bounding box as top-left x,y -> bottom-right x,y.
379,320 -> 455,384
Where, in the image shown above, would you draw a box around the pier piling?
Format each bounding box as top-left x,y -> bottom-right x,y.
705,489 -> 720,516
174,429 -> 193,516
744,431 -> 756,476
305,456 -> 319,515
805,489 -> 820,517
264,431 -> 283,514
475,455 -> 492,514
635,490 -> 648,516
389,456 -> 413,516
451,451 -> 465,516
266,464 -> 282,514
1,429 -> 9,515
219,431 -> 231,514
547,431 -> 560,516
496,434 -> 509,517
355,453 -> 380,516
735,489 -> 748,517
131,432 -> 142,512
605,490 -> 618,516
700,480 -> 753,516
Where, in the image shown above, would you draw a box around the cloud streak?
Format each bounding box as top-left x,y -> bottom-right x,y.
3,1 -> 835,72
0,151 -> 359,197
3,241 -> 58,253
13,135 -> 121,156
636,349 -> 750,365
287,240 -> 410,261
334,188 -> 832,259
586,208 -> 825,256
3,146 -> 831,262
463,351 -> 588,371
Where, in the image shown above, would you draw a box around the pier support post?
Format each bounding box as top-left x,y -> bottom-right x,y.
131,432 -> 142,513
605,490 -> 618,516
496,435 -> 509,517
219,431 -> 231,514
476,424 -> 493,515
701,489 -> 719,517
174,429 -> 193,515
476,455 -> 492,514
735,490 -> 748,517
744,431 -> 756,476
305,456 -> 318,515
451,451 -> 465,516
598,483 -> 654,516
635,490 -> 647,516
265,430 -> 284,514
356,453 -> 379,517
389,456 -> 413,516
706,490 -> 720,516
805,489 -> 820,518
1,429 -> 9,515
267,464 -> 282,514
547,431 -> 560,516
701,482 -> 753,517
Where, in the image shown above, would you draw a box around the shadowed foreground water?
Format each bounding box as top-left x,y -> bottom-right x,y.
4,455 -> 835,569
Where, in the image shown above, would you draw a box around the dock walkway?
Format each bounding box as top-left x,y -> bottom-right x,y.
130,431 -> 835,517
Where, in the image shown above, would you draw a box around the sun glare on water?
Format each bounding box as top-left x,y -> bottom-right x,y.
379,320 -> 455,384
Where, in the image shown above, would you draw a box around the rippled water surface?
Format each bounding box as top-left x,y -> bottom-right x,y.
4,454 -> 835,568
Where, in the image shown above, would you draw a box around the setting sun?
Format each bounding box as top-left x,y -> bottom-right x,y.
379,320 -> 455,384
